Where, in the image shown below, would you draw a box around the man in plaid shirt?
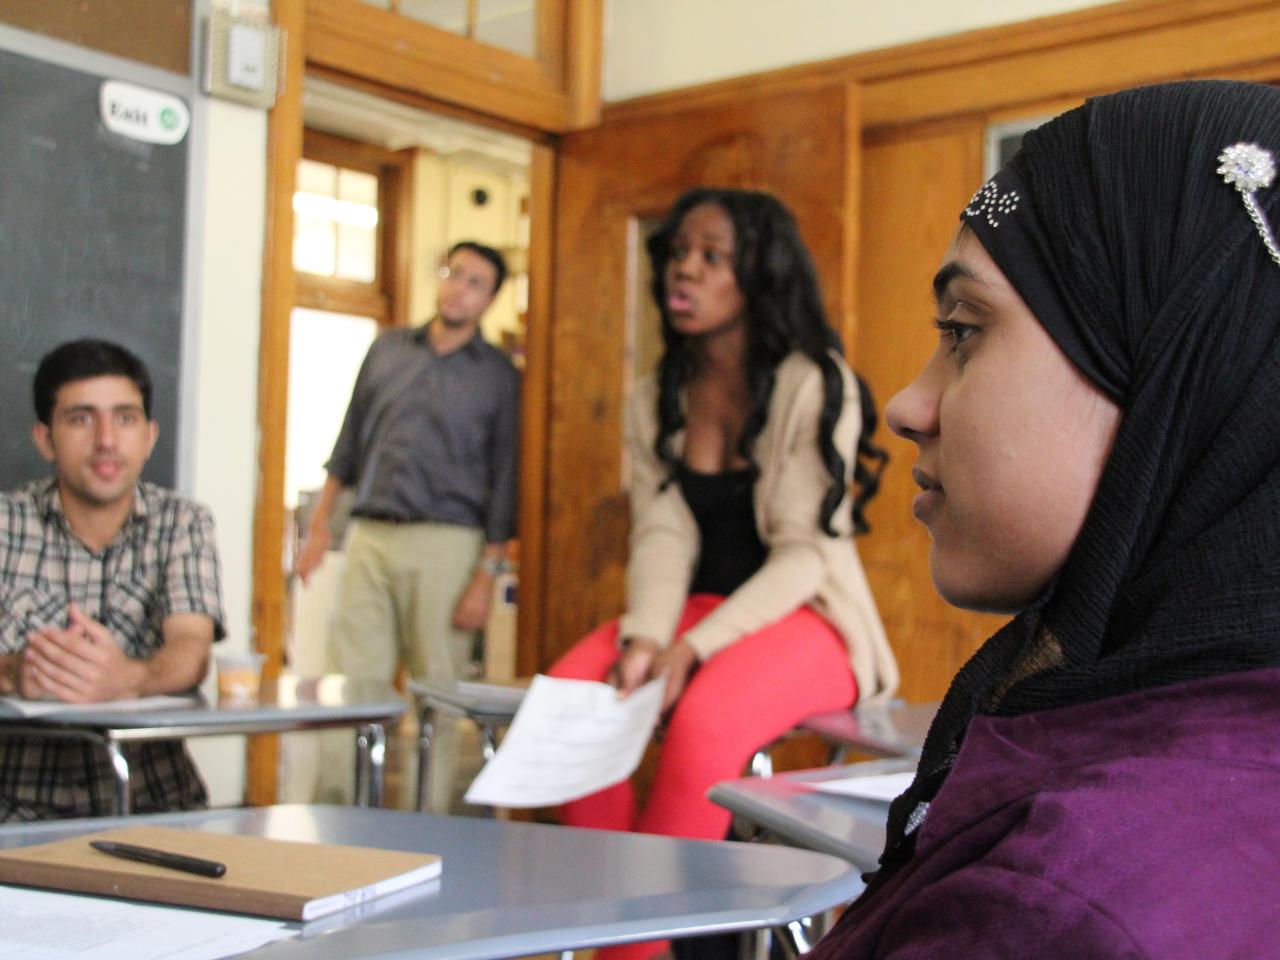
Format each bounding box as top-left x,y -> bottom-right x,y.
0,339 -> 225,820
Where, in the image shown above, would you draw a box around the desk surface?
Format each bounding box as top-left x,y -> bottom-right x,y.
798,700 -> 938,759
0,675 -> 406,736
0,804 -> 864,960
709,759 -> 918,871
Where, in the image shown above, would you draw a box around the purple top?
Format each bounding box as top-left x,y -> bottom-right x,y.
809,667 -> 1280,959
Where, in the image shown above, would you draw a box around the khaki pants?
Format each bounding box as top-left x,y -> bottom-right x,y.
316,519 -> 483,812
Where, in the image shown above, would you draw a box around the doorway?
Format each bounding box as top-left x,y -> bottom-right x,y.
278,76 -> 534,807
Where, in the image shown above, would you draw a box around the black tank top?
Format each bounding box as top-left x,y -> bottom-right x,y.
678,463 -> 768,596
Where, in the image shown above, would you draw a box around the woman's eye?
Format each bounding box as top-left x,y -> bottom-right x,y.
934,318 -> 976,354
704,249 -> 721,264
669,244 -> 689,262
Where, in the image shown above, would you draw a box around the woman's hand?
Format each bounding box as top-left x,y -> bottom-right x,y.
608,636 -> 659,697
608,637 -> 700,711
652,640 -> 699,712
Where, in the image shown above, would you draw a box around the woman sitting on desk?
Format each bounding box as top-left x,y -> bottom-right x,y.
809,80 -> 1280,959
549,188 -> 898,912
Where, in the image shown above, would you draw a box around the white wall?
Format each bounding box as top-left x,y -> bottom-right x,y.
184,97 -> 267,807
603,0 -> 1110,102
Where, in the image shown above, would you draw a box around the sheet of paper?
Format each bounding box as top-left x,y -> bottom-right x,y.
0,885 -> 295,960
0,694 -> 199,719
810,771 -> 916,803
464,674 -> 664,808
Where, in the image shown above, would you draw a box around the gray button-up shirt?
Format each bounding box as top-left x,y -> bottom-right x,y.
326,324 -> 520,543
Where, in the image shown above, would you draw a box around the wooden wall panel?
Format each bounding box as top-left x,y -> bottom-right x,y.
542,85 -> 859,668
855,123 -> 1007,703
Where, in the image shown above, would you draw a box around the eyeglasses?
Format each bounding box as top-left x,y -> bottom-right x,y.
438,265 -> 494,293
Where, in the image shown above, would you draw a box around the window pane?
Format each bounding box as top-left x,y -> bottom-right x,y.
475,0 -> 536,57
398,0 -> 467,34
336,221 -> 377,283
338,168 -> 378,208
293,160 -> 338,275
293,205 -> 336,276
334,169 -> 379,282
297,159 -> 336,197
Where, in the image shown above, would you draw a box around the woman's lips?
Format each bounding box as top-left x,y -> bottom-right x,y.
668,291 -> 693,313
911,467 -> 943,521
912,488 -> 944,521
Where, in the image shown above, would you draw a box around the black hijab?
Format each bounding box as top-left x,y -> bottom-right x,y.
880,80 -> 1280,875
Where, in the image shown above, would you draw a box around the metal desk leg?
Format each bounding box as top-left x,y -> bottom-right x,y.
477,722 -> 501,818
354,723 -> 387,807
103,737 -> 131,816
416,705 -> 436,813
479,722 -> 499,762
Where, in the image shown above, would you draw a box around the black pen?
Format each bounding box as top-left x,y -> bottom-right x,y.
89,840 -> 226,878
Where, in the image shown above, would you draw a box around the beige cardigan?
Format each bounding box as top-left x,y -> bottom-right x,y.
617,352 -> 900,705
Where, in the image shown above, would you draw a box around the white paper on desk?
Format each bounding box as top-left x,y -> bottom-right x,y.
0,694 -> 199,718
464,674 -> 664,807
0,885 -> 295,959
810,771 -> 916,803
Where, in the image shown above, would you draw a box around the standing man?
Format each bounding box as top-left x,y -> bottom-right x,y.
0,339 -> 225,820
297,241 -> 519,811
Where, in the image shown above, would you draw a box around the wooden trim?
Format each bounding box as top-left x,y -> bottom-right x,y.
538,0 -> 567,86
303,127 -> 406,170
860,5 -> 1280,127
517,142 -> 555,677
602,0 -> 1280,128
306,0 -> 575,132
838,83 -> 861,358
295,276 -> 390,320
564,0 -> 603,129
248,0 -> 307,808
385,149 -> 415,329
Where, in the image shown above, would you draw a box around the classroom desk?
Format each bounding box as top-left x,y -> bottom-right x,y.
0,803 -> 866,960
796,700 -> 938,761
0,675 -> 405,814
708,758 -> 919,872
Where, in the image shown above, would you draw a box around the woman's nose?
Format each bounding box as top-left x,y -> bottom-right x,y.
670,251 -> 698,278
886,357 -> 942,444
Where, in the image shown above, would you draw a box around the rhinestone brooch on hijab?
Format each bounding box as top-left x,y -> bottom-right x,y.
963,179 -> 1020,228
1218,142 -> 1280,268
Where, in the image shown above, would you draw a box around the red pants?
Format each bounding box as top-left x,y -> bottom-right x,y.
548,596 -> 857,958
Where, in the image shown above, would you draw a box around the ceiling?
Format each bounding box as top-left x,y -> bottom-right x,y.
302,76 -> 533,172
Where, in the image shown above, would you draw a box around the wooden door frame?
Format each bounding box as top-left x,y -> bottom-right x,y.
251,3 -> 557,804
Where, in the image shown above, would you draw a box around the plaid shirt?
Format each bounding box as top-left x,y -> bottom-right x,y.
0,479 -> 225,820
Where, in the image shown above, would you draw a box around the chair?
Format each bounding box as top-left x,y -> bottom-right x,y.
409,678 -> 527,813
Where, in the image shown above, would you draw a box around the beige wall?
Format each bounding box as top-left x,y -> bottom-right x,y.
602,0 -> 1111,101
410,151 -> 529,348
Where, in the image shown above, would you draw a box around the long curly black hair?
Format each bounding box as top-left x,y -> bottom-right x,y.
646,187 -> 886,535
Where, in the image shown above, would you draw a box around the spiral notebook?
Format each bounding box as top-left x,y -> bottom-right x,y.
0,825 -> 442,921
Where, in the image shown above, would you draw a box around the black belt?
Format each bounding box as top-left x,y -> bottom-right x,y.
355,513 -> 424,525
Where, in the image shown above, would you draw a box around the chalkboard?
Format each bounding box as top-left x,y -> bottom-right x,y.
0,45 -> 187,491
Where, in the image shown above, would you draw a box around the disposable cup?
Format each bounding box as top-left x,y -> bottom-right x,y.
216,651 -> 265,702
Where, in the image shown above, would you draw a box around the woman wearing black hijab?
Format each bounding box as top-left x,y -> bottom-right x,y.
810,80 -> 1280,959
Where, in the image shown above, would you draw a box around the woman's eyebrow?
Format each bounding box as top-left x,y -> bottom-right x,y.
932,261 -> 979,305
